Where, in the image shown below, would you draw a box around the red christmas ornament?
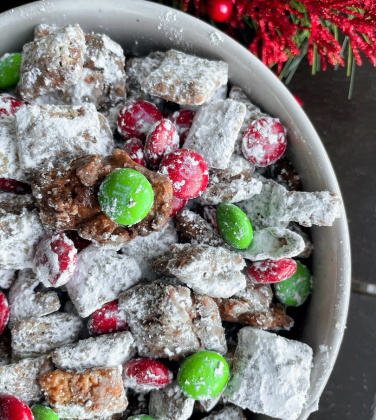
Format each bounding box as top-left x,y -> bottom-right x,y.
206,0 -> 233,22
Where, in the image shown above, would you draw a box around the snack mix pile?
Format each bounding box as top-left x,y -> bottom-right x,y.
0,23 -> 341,420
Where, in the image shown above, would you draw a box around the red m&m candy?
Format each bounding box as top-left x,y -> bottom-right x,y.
88,300 -> 128,336
170,196 -> 187,217
117,100 -> 162,141
247,258 -> 297,283
0,395 -> 33,420
0,94 -> 24,117
242,116 -> 287,167
123,358 -> 171,390
34,232 -> 77,287
123,138 -> 146,166
145,119 -> 179,168
159,149 -> 208,200
168,109 -> 195,147
0,291 -> 9,335
0,178 -> 31,194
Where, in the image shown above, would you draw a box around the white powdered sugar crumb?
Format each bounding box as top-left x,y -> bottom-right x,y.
239,227 -> 305,261
52,331 -> 136,372
121,219 -> 178,280
15,103 -> 114,174
0,116 -> 28,181
11,312 -> 83,360
184,99 -> 246,169
149,381 -> 195,420
0,355 -> 53,405
209,31 -> 224,46
66,244 -> 141,317
8,269 -> 61,329
0,194 -> 45,270
157,11 -> 184,43
225,327 -> 313,420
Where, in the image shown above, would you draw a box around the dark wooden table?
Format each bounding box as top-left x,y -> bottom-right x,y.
1,1 -> 376,418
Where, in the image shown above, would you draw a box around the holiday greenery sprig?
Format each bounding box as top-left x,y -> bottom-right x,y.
173,0 -> 376,88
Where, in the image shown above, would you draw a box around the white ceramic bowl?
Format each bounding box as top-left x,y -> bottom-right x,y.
0,1 -> 351,418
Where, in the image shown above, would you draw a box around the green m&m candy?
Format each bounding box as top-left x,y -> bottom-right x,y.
0,53 -> 21,89
273,260 -> 312,307
216,202 -> 253,249
98,168 -> 154,225
177,351 -> 229,400
31,404 -> 59,420
127,416 -> 156,420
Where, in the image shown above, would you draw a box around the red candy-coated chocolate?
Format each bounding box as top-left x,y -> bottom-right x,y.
242,116 -> 287,167
247,258 -> 297,284
0,94 -> 24,117
117,100 -> 163,141
123,358 -> 171,387
64,230 -> 91,253
206,0 -> 233,22
0,395 -> 33,420
123,138 -> 146,166
88,300 -> 128,336
159,149 -> 209,200
170,196 -> 187,217
145,119 -> 179,168
198,205 -> 219,232
0,291 -> 9,335
168,109 -> 195,147
0,178 -> 31,194
34,232 -> 77,287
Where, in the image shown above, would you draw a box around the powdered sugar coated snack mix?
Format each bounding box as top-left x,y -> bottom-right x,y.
0,22 -> 342,420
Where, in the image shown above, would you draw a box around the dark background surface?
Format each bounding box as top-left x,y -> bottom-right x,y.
1,1 -> 376,418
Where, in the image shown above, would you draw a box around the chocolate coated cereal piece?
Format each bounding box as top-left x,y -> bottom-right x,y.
121,219 -> 178,281
149,381 -> 194,420
33,23 -> 59,40
225,327 -> 312,420
68,33 -> 127,109
141,49 -> 228,106
15,103 -> 113,174
239,175 -> 341,228
202,405 -> 246,420
18,25 -> 86,102
228,86 -> 265,154
0,269 -> 16,289
11,312 -> 83,360
66,244 -> 141,317
0,193 -> 45,270
199,155 -> 262,205
8,269 -> 61,328
184,99 -> 246,169
214,281 -> 294,330
32,149 -> 173,247
153,244 -> 246,298
0,355 -> 53,405
238,227 -> 305,261
119,281 -> 226,360
0,116 -> 27,181
52,331 -> 135,372
175,209 -> 226,247
39,366 -> 128,419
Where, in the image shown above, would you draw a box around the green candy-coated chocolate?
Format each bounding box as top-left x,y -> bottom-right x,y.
127,416 -> 156,420
177,350 -> 229,400
31,404 -> 59,420
216,202 -> 253,249
0,53 -> 21,89
98,168 -> 154,225
273,260 -> 312,306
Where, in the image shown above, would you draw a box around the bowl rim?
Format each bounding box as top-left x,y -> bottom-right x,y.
0,0 -> 351,418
